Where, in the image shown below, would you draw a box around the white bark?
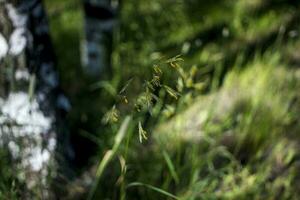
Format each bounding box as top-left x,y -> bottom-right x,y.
0,0 -> 71,196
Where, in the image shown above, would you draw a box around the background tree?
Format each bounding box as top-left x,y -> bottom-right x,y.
81,0 -> 117,76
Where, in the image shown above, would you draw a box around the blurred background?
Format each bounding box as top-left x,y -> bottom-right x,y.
1,0 -> 300,199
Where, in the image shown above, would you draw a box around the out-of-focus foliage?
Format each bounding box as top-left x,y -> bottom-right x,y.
44,0 -> 300,199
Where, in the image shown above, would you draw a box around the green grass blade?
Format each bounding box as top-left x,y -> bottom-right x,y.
163,150 -> 179,184
127,182 -> 179,200
88,116 -> 131,200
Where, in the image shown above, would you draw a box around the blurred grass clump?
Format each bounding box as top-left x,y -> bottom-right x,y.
1,0 -> 299,199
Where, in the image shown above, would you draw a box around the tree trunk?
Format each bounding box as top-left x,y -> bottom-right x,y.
0,0 -> 71,197
81,0 -> 117,76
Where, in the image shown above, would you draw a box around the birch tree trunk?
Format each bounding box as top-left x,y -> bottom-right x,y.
0,0 -> 72,197
81,0 -> 117,76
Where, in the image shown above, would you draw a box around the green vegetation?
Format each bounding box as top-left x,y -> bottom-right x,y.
1,0 -> 300,199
